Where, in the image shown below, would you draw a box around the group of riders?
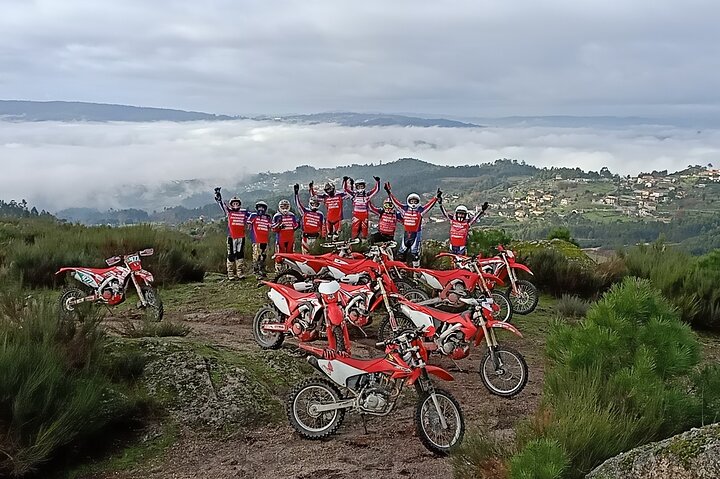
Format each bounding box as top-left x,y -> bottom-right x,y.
214,176 -> 487,280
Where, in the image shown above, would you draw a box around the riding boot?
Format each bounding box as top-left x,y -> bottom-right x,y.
235,259 -> 246,280
226,260 -> 237,280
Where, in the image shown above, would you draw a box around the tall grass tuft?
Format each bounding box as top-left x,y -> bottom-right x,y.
555,294 -> 591,319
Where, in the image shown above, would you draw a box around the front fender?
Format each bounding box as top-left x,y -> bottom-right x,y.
325,303 -> 344,326
511,263 -> 534,275
425,365 -> 455,382
134,270 -> 154,284
487,319 -> 523,338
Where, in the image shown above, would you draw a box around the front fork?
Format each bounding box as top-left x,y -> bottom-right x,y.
131,274 -> 148,307
416,372 -> 449,430
504,257 -> 519,295
480,321 -> 503,371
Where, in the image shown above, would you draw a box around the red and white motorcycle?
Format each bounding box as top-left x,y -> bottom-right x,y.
253,280 -> 351,352
287,329 -> 465,454
56,249 -> 163,321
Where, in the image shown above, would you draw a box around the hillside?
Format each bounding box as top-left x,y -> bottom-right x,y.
259,112 -> 481,128
0,100 -> 238,122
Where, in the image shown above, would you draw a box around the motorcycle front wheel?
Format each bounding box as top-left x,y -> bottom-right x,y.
415,387 -> 465,454
479,345 -> 528,398
287,377 -> 345,439
141,287 -> 164,321
376,314 -> 416,343
252,305 -> 285,349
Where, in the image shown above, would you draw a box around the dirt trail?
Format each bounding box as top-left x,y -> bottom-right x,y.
103,305 -> 543,479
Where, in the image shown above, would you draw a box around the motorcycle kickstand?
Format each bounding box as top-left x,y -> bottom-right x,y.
449,359 -> 468,373
355,325 -> 369,338
361,414 -> 369,435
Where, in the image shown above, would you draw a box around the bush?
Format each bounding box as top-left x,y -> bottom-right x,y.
0,288 -> 146,477
555,295 -> 591,319
512,278 -> 714,478
521,247 -> 604,298
468,228 -> 514,257
547,227 -> 578,247
451,428 -> 509,479
510,439 -> 569,479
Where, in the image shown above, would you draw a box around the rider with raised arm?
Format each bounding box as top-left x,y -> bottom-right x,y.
294,184 -> 325,253
310,179 -> 349,241
247,200 -> 273,279
385,182 -> 441,267
272,200 -> 300,271
367,197 -> 402,244
439,199 -> 489,255
214,187 -> 250,280
345,176 -> 381,241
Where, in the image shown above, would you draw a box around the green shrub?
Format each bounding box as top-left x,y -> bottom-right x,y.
0,289 -> 146,477
556,294 -> 590,319
468,228 -> 514,257
512,278 -> 709,478
547,227 -> 578,247
510,439 -> 568,479
521,247 -> 603,298
117,320 -> 190,338
451,428 -> 509,479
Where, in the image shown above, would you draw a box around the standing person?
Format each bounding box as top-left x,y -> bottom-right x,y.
272,199 -> 300,271
439,200 -> 489,254
294,184 -> 325,253
385,183 -> 441,268
309,180 -> 349,241
214,187 -> 250,280
367,197 -> 402,244
247,200 -> 272,279
345,176 -> 381,241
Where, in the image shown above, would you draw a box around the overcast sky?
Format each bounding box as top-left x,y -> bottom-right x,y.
2,0 -> 719,117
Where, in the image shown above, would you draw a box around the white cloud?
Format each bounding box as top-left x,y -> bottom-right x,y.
2,120 -> 718,211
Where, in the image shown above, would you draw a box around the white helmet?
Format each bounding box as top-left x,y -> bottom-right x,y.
309,196 -> 321,210
324,182 -> 336,195
407,193 -> 421,209
228,196 -> 241,211
255,200 -> 268,213
455,205 -> 468,220
278,199 -> 291,213
355,178 -> 366,191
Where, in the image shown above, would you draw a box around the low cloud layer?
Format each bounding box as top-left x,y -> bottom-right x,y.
2,120 -> 718,211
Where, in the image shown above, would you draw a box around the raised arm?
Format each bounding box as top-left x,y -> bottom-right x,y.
439,202 -> 453,221
384,183 -> 404,209
421,196 -> 439,216
367,200 -> 381,216
294,184 -> 307,217
342,176 -> 354,195
469,202 -> 489,226
214,188 -> 228,216
368,176 -> 380,199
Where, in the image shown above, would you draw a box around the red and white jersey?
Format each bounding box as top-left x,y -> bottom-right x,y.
368,201 -> 402,235
295,192 -> 325,236
345,179 -> 380,219
449,220 -> 471,247
248,213 -> 272,244
390,193 -> 438,233
227,210 -> 249,239
310,184 -> 348,223
272,212 -> 299,243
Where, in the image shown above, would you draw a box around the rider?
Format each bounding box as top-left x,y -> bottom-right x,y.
294,183 -> 325,253
439,200 -> 489,254
310,180 -> 349,241
344,176 -> 380,241
214,187 -> 250,280
247,200 -> 273,278
385,183 -> 441,267
272,199 -> 300,271
367,197 -> 402,244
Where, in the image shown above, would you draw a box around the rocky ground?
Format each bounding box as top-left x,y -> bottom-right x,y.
80,278 -> 551,479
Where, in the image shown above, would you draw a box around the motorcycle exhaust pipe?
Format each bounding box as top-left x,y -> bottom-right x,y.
438,323 -> 462,342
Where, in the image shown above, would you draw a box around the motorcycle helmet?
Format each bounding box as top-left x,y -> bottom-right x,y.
228,196 -> 241,211
255,200 -> 268,213
382,198 -> 394,212
309,196 -> 321,211
324,181 -> 336,196
278,199 -> 291,214
407,193 -> 421,210
355,178 -> 366,192
455,205 -> 468,221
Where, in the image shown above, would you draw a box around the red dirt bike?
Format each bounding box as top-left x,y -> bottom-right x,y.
56,248 -> 163,321
393,260 -> 513,323
252,280 -> 352,352
272,239 -> 363,285
475,245 -> 538,315
287,329 -> 465,454
379,295 -> 528,397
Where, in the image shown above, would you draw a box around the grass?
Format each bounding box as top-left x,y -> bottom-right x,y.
160,273 -> 268,316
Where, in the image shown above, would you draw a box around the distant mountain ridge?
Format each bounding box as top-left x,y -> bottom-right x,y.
257,112 -> 482,128
0,100 -> 239,122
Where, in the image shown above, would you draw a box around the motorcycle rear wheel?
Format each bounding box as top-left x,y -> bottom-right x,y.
252,305 -> 285,349
490,291 -> 513,323
58,287 -> 85,322
141,287 -> 164,322
415,387 -> 465,455
287,377 -> 345,439
376,314 -> 416,343
274,269 -> 304,287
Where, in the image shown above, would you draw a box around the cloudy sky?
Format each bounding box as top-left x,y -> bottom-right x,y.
2,0 -> 719,118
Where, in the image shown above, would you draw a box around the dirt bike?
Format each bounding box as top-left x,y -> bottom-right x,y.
476,245 -> 538,315
287,329 -> 465,454
56,248 -> 163,321
378,295 -> 528,397
272,239 -> 364,286
393,260 -> 513,323
253,280 -> 351,352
